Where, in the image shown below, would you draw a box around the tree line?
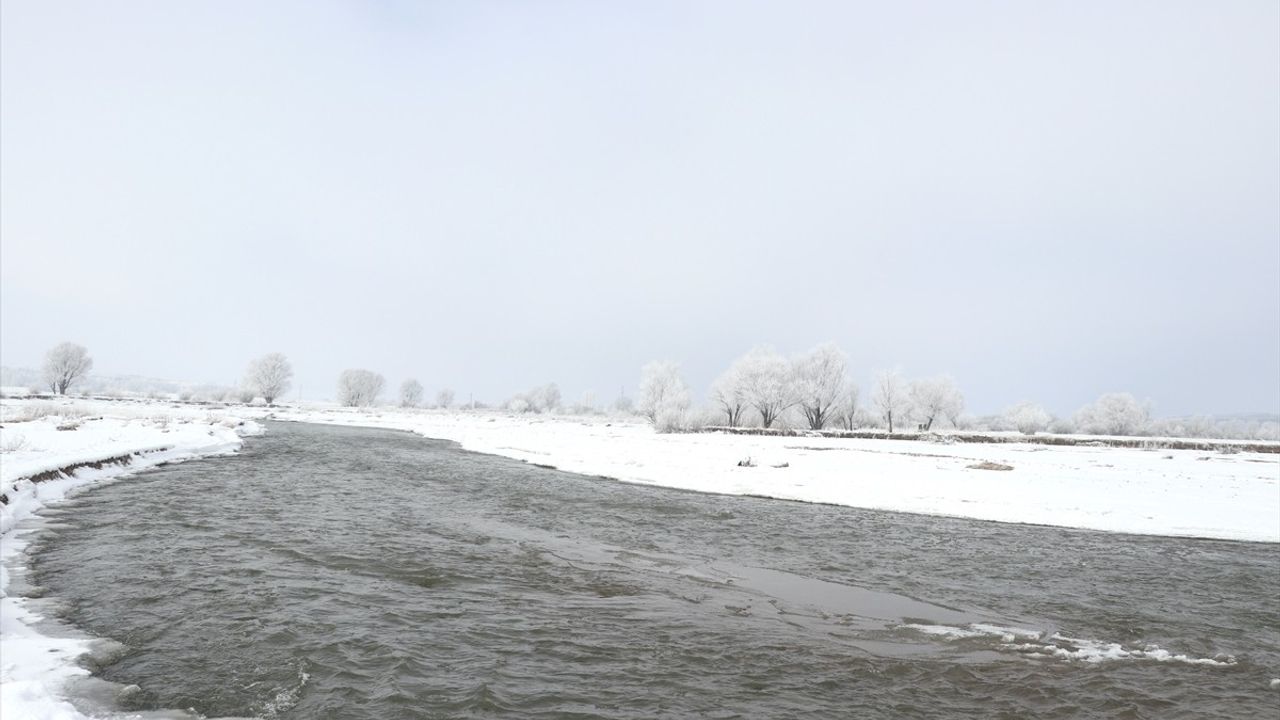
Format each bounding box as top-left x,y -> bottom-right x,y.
634,344 -> 967,434
633,344 -> 1271,440
26,341 -> 1280,441
32,343 -> 456,410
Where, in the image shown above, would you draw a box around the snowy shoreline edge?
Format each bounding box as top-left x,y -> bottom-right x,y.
258,407 -> 1280,544
0,413 -> 263,720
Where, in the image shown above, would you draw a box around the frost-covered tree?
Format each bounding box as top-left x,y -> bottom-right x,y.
1003,401 -> 1051,435
908,375 -> 963,431
636,361 -> 691,432
436,388 -> 455,409
792,343 -> 848,430
42,342 -> 93,395
737,346 -> 794,429
529,383 -> 561,413
505,383 -> 562,413
243,353 -> 293,404
337,369 -> 385,407
836,385 -> 861,431
872,369 -> 910,432
709,361 -> 749,427
400,379 -> 424,407
1073,392 -> 1150,436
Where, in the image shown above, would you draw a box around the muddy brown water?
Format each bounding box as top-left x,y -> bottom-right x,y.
24,422 -> 1280,718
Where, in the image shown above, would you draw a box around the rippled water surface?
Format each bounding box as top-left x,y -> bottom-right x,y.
27,422 -> 1280,718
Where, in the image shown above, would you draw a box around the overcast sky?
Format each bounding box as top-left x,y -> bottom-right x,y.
2,1 -> 1277,416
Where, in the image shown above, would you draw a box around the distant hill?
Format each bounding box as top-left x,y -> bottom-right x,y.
0,366 -> 227,398
1166,412 -> 1280,424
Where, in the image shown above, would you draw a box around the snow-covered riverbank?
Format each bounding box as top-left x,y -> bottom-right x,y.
0,398 -> 261,720
262,405 -> 1280,544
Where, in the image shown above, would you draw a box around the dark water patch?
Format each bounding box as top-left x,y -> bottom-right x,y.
25,422 -> 1280,718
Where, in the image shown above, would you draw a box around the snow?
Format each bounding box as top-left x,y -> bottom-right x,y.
0,398 -> 261,720
259,406 -> 1280,543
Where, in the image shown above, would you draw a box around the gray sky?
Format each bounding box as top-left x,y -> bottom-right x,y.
2,0 -> 1277,416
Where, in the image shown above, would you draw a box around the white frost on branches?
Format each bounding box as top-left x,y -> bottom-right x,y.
400,378 -> 424,407
1074,393 -> 1150,436
709,360 -> 750,427
42,342 -> 93,395
338,369 -> 385,407
872,369 -> 910,433
436,388 -> 455,409
1004,401 -> 1051,435
908,375 -> 964,431
636,361 -> 691,433
792,343 -> 848,430
243,353 -> 293,404
736,346 -> 794,429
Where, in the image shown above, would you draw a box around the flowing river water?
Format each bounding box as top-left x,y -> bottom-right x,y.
19,422 -> 1280,718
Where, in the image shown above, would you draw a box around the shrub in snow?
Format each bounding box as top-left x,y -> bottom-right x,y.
400,379 -> 424,407
792,343 -> 849,430
1049,416 -> 1076,434
42,342 -> 93,395
506,383 -> 561,413
0,434 -> 32,453
1004,402 -> 1052,435
337,369 -> 385,407
636,361 -> 691,432
1255,422 -> 1280,442
243,353 -> 293,404
1074,392 -> 1150,436
682,406 -> 722,431
654,407 -> 686,433
1145,416 -> 1280,442
12,402 -> 89,422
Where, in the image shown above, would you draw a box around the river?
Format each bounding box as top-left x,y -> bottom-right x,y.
26,422 -> 1280,718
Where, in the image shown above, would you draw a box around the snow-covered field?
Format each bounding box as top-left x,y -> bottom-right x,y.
0,398 -> 262,720
262,405 -> 1280,543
